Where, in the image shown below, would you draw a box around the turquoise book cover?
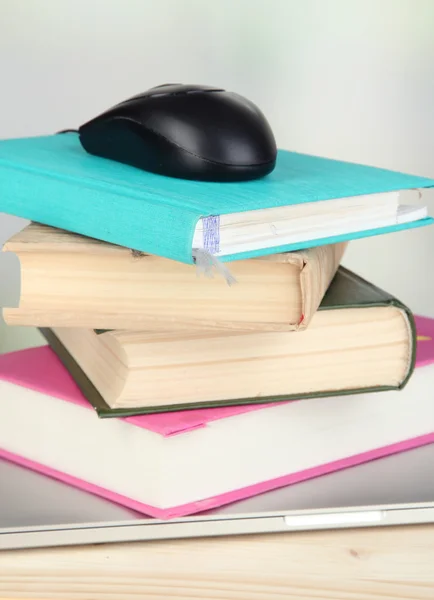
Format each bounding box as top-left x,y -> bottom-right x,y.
0,133 -> 432,264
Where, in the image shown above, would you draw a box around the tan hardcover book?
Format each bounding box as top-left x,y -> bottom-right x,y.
3,223 -> 346,332
41,267 -> 416,416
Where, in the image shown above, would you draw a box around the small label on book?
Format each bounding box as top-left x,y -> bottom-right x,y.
202,215 -> 220,254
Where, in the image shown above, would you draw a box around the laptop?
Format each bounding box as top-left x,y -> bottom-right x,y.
2,443 -> 434,550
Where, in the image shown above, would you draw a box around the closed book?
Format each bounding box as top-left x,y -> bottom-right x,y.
2,223 -> 346,332
0,133 -> 432,264
1,331 -> 433,519
41,267 -> 416,417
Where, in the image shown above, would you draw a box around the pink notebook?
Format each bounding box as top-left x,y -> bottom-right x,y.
415,315 -> 434,367
1,314 -> 434,519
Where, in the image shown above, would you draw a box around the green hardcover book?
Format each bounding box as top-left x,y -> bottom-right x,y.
40,267 -> 416,417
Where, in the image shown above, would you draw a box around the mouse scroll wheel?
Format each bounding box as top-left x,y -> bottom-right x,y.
150,87 -> 225,97
168,88 -> 224,96
186,88 -> 224,94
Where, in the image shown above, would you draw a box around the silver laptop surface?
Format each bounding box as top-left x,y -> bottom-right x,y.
2,444 -> 434,550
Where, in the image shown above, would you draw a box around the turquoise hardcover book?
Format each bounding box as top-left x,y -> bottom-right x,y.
0,133 -> 432,264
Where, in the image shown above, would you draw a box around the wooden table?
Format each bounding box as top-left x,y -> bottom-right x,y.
1,524 -> 434,599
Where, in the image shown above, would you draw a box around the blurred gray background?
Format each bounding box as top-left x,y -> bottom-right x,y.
1,0 -> 434,350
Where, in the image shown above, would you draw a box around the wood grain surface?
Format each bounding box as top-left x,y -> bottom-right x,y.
1,525 -> 434,599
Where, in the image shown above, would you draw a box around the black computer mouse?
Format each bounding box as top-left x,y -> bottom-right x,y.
78,84 -> 277,182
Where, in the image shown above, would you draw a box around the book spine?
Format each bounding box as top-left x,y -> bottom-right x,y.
298,242 -> 347,329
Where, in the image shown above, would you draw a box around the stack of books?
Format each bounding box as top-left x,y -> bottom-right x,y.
0,132 -> 434,519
